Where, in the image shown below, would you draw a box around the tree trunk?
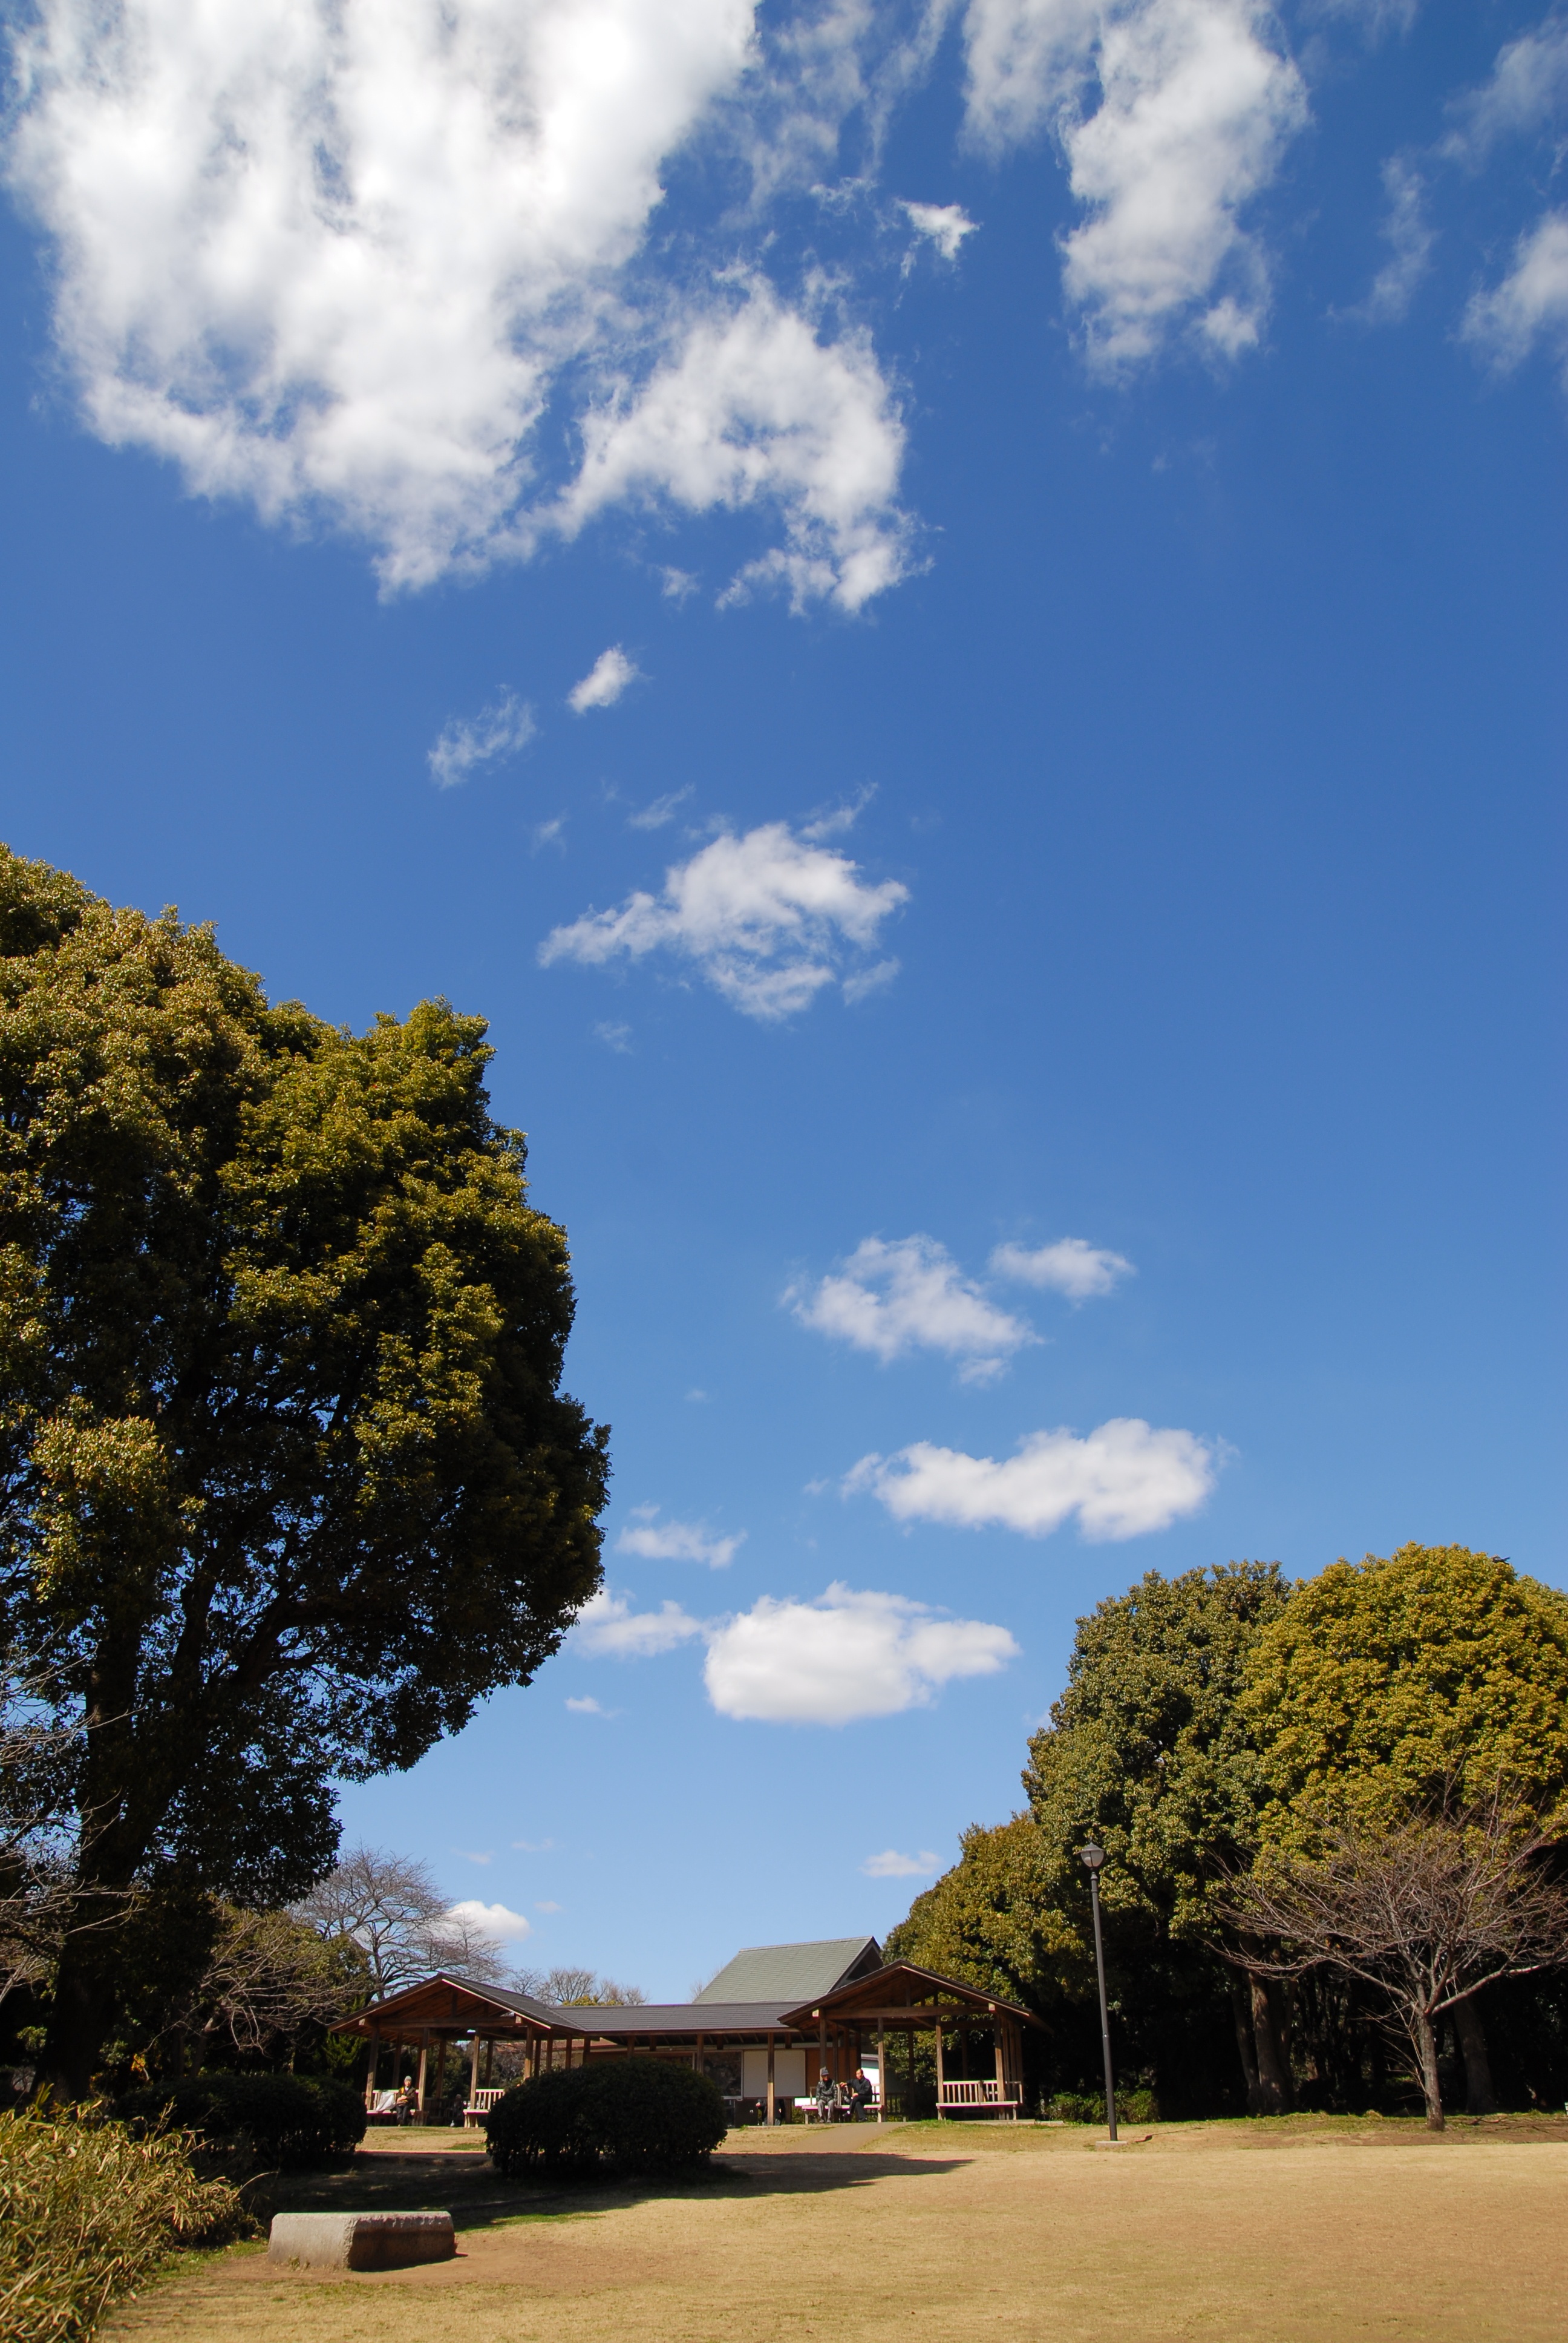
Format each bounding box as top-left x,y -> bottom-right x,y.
1228,1973 -> 1263,2111
1452,1995 -> 1497,2115
42,1930 -> 122,2101
1250,1974 -> 1292,2114
1413,2008 -> 1445,2131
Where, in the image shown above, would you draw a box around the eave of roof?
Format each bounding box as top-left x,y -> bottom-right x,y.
776,1961 -> 1044,2030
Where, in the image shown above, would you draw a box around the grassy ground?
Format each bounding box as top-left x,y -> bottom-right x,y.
108,2114 -> 1568,2343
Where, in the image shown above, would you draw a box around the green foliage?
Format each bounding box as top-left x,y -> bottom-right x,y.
0,844 -> 609,2084
1242,1545 -> 1568,1846
116,2072 -> 365,2169
892,1565 -> 1289,2112
0,2104 -> 243,2342
1045,2088 -> 1157,2125
484,2057 -> 728,2180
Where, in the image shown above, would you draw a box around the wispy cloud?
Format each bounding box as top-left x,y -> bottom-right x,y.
539,820 -> 909,1021
848,1417 -> 1222,1541
628,787 -> 694,830
1463,212 -> 1568,385
594,1021 -> 633,1054
570,1588 -> 707,1659
990,1236 -> 1134,1302
565,1694 -> 618,1715
789,1235 -> 1036,1381
1348,157 -> 1434,326
902,202 -> 978,261
428,692 -> 536,790
569,646 -> 642,712
1440,14 -> 1568,165
861,1847 -> 942,1878
453,1850 -> 493,1866
616,1509 -> 745,1569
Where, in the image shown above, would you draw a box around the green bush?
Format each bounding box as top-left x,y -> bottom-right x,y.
0,2105 -> 243,2343
117,2073 -> 365,2169
485,2056 -> 727,2180
1045,2088 -> 1158,2125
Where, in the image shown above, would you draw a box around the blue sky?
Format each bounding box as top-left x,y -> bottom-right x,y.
1,0 -> 1563,1997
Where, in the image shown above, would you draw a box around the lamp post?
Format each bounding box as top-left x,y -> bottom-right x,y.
1080,1844 -> 1117,2143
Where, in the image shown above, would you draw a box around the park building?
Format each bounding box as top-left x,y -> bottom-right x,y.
332,1936 -> 1040,2126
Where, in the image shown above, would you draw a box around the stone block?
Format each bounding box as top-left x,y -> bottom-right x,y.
267,2210 -> 456,2270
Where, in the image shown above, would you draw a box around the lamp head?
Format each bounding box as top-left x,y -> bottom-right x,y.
1079,1843 -> 1106,1872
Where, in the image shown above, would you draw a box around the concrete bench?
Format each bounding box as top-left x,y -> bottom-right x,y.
267,2212 -> 456,2271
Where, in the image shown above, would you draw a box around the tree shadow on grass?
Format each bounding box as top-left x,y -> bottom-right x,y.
249,2146 -> 970,2233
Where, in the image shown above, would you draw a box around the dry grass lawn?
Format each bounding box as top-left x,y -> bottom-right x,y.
108,2115 -> 1568,2343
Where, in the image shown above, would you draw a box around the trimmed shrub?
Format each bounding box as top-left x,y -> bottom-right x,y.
117,2073 -> 365,2169
485,2056 -> 727,2180
1045,2088 -> 1158,2125
0,2105 -> 243,2343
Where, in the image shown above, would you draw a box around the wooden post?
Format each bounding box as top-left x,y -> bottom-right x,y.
366,2024 -> 381,2111
416,2042 -> 428,2120
484,2037 -> 494,2086
766,2033 -> 776,2128
877,2019 -> 885,2123
435,2036 -> 448,2121
468,2033 -> 481,2117
934,2019 -> 945,2119
695,2031 -> 704,2076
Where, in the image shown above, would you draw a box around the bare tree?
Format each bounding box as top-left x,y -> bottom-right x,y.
1220,1807 -> 1568,2129
293,1845 -> 506,1996
0,1648 -> 120,2019
511,1964 -> 647,2007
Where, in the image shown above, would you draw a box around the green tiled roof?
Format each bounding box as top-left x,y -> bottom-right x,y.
692,1938 -> 881,2005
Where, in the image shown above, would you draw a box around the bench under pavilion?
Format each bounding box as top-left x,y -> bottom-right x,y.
331,1936 -> 1040,2125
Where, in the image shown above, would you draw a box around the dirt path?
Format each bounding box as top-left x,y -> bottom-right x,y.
110,2122 -> 1568,2343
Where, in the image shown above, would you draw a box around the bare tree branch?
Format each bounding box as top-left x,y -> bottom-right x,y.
1218,1804 -> 1568,2128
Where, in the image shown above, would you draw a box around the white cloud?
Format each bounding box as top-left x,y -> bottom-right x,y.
616,1509 -> 745,1569
903,200 -> 979,260
848,1415 -> 1221,1540
1351,156 -> 1433,325
428,693 -> 535,790
1463,211 -> 1568,384
534,1900 -> 563,1912
511,1838 -> 555,1852
4,0 -> 911,603
594,1021 -> 633,1053
454,1850 -> 493,1865
538,819 -> 908,1020
445,1898 -> 532,1942
990,1235 -> 1134,1300
962,0 -> 1307,368
1442,16 -> 1568,164
628,787 -> 694,830
703,1584 -> 1019,1724
789,1235 -> 1037,1380
565,1694 -> 616,1715
861,1847 -> 942,1877
569,646 -> 641,712
570,1588 -> 706,1659
551,282 -> 912,611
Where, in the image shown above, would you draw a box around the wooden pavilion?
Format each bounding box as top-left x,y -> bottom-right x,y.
332,1942 -> 1040,2125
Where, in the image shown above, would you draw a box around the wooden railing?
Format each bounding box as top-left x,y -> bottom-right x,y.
463,2086 -> 506,2126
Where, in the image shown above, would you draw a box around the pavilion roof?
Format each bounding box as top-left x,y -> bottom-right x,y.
776,1960 -> 1044,2030
692,1938 -> 882,2004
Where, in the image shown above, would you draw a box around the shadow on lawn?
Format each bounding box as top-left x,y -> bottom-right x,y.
249,2146 -> 969,2232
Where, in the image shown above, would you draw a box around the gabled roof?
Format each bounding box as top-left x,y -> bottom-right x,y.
693,1938 -> 882,2005
777,1959 -> 1044,2030
330,1972 -> 561,2036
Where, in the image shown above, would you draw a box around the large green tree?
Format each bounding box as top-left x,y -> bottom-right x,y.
0,847 -> 609,2090
892,1562 -> 1291,2112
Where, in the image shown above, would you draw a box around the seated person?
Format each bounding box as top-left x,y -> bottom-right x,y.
393,2078 -> 418,2124
848,2069 -> 875,2119
814,2067 -> 838,2119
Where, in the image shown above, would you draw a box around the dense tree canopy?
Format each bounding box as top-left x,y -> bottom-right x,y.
1242,1544 -> 1568,1846
891,1548 -> 1568,2120
0,846 -> 609,2087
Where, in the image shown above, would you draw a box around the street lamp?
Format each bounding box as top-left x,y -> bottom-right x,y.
1080,1844 -> 1117,2143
